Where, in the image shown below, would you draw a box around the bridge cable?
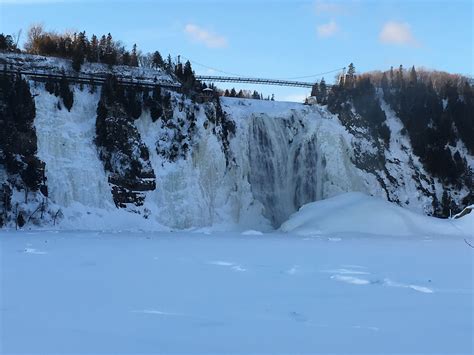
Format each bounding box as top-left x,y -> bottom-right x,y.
182,55 -> 345,82
180,55 -> 243,77
279,67 -> 345,80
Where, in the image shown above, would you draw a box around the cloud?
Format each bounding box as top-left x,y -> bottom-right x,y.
315,0 -> 346,15
317,21 -> 339,38
184,24 -> 227,48
379,21 -> 420,47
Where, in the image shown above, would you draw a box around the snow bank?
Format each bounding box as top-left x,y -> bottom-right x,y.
280,192 -> 472,237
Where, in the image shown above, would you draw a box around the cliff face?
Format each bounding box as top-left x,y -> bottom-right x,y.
0,54 -> 472,230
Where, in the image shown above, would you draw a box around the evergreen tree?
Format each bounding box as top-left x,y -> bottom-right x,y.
183,60 -> 193,81
166,54 -> 173,72
152,51 -> 164,68
347,63 -> 356,77
99,35 -> 107,62
122,51 -> 131,66
130,44 -> 139,67
409,66 -> 417,85
71,48 -> 84,72
318,78 -> 327,104
381,72 -> 389,93
103,33 -> 117,65
0,34 -> 16,52
88,34 -> 99,62
396,65 -> 404,88
311,83 -> 320,97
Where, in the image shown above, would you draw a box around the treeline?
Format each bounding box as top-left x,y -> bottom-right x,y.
320,64 -> 473,209
220,88 -> 272,100
24,25 -> 142,70
0,34 -> 19,52
359,66 -> 469,94
379,65 -> 473,187
323,64 -> 390,146
17,25 -> 201,93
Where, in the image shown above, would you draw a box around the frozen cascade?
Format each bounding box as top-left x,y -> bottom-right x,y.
135,106 -> 269,231
222,98 -> 369,228
34,86 -> 114,209
246,114 -> 323,226
32,88 -> 370,230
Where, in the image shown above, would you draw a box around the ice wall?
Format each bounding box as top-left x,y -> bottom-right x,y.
135,103 -> 269,231
34,86 -> 114,209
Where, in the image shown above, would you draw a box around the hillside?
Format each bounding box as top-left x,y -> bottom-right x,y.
0,53 -> 473,231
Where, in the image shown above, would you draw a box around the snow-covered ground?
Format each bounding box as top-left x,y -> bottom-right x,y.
1,228 -> 472,353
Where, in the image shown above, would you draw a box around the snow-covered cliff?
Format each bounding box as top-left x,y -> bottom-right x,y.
1,55 -> 472,231
22,90 -> 468,230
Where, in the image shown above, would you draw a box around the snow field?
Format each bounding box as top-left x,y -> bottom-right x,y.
1,230 -> 472,353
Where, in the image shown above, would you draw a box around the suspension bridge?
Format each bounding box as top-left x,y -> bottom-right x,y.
2,64 -> 345,90
183,55 -> 345,88
195,75 -> 316,88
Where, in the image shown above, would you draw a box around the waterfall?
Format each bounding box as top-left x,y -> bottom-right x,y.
246,114 -> 323,226
33,88 -> 368,230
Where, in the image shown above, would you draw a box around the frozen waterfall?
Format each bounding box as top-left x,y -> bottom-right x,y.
33,89 -> 368,231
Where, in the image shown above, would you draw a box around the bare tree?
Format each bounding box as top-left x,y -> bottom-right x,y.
24,23 -> 44,53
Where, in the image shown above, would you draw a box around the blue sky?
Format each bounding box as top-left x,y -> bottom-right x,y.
1,0 -> 472,101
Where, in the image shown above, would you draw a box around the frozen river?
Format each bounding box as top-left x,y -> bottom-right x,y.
1,231 -> 472,354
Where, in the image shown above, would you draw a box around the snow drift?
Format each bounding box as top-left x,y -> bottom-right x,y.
280,192 -> 473,237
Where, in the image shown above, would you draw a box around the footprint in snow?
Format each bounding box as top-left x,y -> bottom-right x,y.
22,248 -> 47,255
383,278 -> 434,294
208,261 -> 247,272
352,325 -> 380,332
322,268 -> 370,275
331,275 -> 371,285
341,264 -> 368,270
286,265 -> 299,275
131,309 -> 184,317
289,311 -> 309,323
329,268 -> 434,293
